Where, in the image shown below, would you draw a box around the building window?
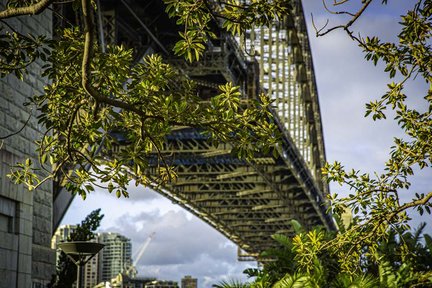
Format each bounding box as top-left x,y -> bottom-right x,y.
32,282 -> 44,288
0,196 -> 16,234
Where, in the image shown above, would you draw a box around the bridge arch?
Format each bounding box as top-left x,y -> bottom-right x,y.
53,0 -> 336,259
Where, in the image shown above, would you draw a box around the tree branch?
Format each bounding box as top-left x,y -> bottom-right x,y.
0,0 -> 53,19
0,109 -> 32,139
388,192 -> 432,221
79,0 -> 152,119
333,0 -> 350,6
322,0 -> 355,16
315,0 -> 372,41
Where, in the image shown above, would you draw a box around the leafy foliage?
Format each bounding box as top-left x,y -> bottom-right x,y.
0,26 -> 47,79
218,221 -> 432,288
0,0 -> 279,198
310,0 -> 432,272
217,1 -> 432,286
164,0 -> 290,61
1,0 -> 432,285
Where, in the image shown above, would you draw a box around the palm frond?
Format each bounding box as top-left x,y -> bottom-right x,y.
213,279 -> 250,288
272,273 -> 316,288
332,273 -> 379,288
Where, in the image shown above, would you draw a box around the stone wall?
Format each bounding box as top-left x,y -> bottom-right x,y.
0,3 -> 55,287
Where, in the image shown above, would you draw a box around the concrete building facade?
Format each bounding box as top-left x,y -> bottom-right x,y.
0,3 -> 55,287
83,252 -> 100,288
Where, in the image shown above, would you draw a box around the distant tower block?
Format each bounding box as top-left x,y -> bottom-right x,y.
97,232 -> 132,282
181,275 -> 198,288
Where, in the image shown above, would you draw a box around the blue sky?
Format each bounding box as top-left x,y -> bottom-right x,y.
62,1 -> 431,287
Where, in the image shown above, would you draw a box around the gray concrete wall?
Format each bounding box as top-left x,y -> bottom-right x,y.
0,2 -> 55,287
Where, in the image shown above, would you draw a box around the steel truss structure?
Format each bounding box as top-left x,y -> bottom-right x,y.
53,0 -> 336,259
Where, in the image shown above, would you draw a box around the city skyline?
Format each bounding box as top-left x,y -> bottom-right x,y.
52,226 -> 133,287
53,223 -> 201,287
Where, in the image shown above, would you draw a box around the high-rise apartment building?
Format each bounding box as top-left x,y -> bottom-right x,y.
181,275 -> 197,288
97,232 -> 132,282
83,251 -> 100,288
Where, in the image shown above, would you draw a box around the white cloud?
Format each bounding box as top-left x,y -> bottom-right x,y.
62,186 -> 255,287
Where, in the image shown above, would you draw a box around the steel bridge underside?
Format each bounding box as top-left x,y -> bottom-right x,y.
143,128 -> 333,257
53,0 -> 336,258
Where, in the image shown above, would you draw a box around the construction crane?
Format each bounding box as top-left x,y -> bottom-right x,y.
124,232 -> 156,278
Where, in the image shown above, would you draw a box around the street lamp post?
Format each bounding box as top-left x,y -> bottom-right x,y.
58,241 -> 105,288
